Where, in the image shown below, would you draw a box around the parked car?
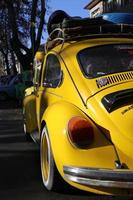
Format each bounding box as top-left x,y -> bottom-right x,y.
23,13 -> 133,195
0,74 -> 21,100
0,75 -> 15,86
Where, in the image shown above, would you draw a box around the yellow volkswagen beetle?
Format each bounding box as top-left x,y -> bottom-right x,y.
23,16 -> 133,195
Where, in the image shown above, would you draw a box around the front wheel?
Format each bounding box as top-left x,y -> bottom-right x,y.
40,126 -> 64,191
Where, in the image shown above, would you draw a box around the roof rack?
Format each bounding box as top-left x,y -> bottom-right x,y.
45,17 -> 133,53
45,28 -> 65,53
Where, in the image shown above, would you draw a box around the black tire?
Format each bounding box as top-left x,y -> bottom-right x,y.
40,126 -> 65,191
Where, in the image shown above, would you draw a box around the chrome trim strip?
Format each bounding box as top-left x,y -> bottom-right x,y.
63,166 -> 133,189
31,131 -> 40,144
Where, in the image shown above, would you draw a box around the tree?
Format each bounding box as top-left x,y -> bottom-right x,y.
0,0 -> 47,71
0,8 -> 11,74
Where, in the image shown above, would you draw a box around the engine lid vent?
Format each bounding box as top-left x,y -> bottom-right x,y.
96,71 -> 133,88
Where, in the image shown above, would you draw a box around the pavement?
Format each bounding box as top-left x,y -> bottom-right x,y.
0,102 -> 132,200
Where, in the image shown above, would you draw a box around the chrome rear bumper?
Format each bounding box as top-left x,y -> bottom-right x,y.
63,166 -> 133,189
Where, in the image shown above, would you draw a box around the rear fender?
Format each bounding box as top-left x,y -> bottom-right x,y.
41,101 -> 118,176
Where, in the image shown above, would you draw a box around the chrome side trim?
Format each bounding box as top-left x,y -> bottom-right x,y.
63,166 -> 133,189
31,131 -> 40,144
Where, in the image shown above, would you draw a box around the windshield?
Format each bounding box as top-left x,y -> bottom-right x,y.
78,44 -> 133,78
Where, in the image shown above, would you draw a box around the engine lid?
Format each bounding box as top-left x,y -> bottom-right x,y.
86,85 -> 133,159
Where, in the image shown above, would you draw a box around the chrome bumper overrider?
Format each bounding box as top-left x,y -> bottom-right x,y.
63,166 -> 133,189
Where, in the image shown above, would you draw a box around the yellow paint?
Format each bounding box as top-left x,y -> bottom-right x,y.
23,37 -> 133,195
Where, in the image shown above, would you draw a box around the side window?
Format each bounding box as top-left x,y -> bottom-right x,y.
43,54 -> 62,88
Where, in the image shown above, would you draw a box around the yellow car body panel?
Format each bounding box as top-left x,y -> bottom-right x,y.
86,81 -> 133,164
23,87 -> 37,133
23,37 -> 133,195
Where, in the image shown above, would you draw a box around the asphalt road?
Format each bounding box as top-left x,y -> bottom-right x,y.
0,102 -> 132,200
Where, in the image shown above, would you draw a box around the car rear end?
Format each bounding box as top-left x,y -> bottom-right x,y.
60,38 -> 133,195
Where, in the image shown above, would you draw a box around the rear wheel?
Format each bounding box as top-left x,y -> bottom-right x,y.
40,126 -> 64,191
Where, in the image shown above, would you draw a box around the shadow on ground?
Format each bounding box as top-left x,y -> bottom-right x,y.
0,117 -> 40,191
0,99 -> 21,110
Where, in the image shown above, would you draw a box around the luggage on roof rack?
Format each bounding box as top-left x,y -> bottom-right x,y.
47,10 -> 70,34
50,16 -> 112,31
48,12 -> 113,36
45,11 -> 133,52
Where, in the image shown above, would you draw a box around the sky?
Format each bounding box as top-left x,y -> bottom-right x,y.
48,0 -> 90,18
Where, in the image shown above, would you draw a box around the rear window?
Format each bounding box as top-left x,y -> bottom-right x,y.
78,44 -> 133,78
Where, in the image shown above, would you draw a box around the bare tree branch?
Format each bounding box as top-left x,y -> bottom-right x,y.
35,0 -> 46,52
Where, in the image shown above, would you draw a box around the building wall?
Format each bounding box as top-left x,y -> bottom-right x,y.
90,1 -> 103,18
86,0 -> 133,18
104,0 -> 133,12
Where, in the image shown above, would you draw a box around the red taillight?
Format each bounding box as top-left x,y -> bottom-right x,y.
68,117 -> 94,149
